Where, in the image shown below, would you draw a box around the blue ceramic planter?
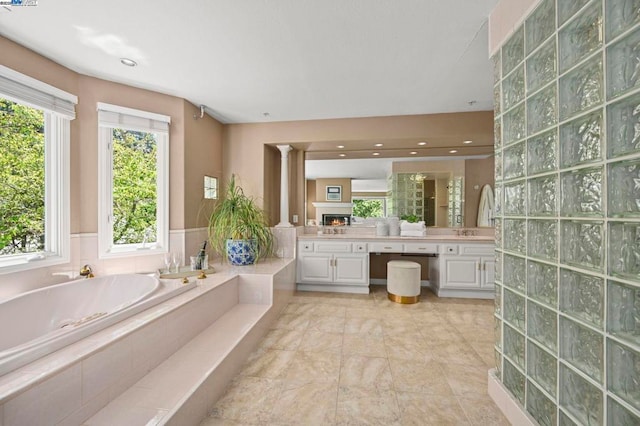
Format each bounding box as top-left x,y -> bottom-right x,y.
225,239 -> 258,265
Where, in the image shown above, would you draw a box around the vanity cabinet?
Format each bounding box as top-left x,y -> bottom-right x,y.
297,238 -> 494,298
297,241 -> 369,293
441,256 -> 494,289
434,243 -> 495,297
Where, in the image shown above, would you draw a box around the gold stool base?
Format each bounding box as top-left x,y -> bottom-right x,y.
387,291 -> 420,304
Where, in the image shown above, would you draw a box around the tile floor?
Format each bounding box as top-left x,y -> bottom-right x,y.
200,286 -> 509,425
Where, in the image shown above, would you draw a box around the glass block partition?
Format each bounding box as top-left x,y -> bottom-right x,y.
493,0 -> 640,424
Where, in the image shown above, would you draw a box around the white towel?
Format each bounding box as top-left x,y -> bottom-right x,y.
477,184 -> 495,227
400,221 -> 426,231
401,230 -> 427,237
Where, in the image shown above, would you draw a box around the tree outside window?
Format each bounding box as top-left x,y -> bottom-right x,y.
111,129 -> 158,245
0,98 -> 45,255
352,198 -> 385,218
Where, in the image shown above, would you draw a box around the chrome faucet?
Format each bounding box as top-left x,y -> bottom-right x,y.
455,229 -> 478,237
79,264 -> 94,278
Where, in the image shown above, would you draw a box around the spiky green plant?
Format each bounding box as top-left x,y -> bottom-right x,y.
208,175 -> 274,263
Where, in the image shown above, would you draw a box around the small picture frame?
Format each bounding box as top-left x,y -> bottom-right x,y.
326,185 -> 342,201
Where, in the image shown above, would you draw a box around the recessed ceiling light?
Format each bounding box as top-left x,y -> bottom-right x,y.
339,153 -> 346,157
417,142 -> 427,146
374,143 -> 383,147
463,140 -> 473,144
410,151 -> 418,155
120,58 -> 137,67
449,149 -> 458,153
337,145 -> 345,149
372,152 -> 380,156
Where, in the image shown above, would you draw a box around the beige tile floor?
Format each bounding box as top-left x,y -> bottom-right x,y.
200,286 -> 509,426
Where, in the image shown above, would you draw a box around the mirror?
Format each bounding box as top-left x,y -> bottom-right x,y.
305,156 -> 495,227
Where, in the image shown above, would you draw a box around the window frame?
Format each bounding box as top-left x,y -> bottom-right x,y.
0,66 -> 74,274
97,103 -> 170,258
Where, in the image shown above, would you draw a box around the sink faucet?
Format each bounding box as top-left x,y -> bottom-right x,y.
79,264 -> 94,278
455,229 -> 478,237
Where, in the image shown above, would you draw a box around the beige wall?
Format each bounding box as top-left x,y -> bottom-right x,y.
351,191 -> 387,197
392,159 -> 465,176
3,34 -> 226,233
263,145 -> 281,225
223,112 -> 494,216
306,180 -> 317,221
464,157 -> 496,227
315,178 -> 352,203
0,35 -> 224,291
183,100 -> 224,229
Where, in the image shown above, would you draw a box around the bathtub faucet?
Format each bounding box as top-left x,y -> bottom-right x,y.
79,264 -> 94,279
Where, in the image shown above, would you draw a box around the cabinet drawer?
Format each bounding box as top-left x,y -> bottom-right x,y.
353,242 -> 368,253
441,244 -> 459,255
370,242 -> 403,253
315,241 -> 352,253
299,242 -> 314,252
459,244 -> 495,256
403,243 -> 438,254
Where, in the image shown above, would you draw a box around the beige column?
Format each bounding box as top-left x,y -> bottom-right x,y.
275,145 -> 293,227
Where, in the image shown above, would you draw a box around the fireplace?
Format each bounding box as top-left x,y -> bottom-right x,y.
322,214 -> 351,226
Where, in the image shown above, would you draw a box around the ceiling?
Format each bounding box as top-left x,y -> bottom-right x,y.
0,0 -> 498,125
1,1 -> 499,186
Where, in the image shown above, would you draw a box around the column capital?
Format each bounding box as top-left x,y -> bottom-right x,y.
276,144 -> 293,157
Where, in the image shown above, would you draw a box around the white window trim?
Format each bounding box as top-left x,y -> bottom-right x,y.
97,104 -> 170,259
0,67 -> 73,274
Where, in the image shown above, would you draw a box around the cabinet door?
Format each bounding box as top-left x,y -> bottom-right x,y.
334,254 -> 369,285
442,256 -> 481,288
481,257 -> 495,288
298,253 -> 333,283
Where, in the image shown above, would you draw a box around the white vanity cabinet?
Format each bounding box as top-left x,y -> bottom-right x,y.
297,241 -> 369,294
297,237 -> 494,298
433,243 -> 495,298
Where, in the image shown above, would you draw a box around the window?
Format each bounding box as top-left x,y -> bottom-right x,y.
98,103 -> 169,257
204,176 -> 218,199
352,197 -> 386,218
0,65 -> 75,273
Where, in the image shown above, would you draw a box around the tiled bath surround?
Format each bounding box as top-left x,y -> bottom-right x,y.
493,0 -> 640,424
0,259 -> 295,425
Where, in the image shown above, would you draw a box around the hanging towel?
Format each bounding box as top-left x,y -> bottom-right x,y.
477,184 -> 495,227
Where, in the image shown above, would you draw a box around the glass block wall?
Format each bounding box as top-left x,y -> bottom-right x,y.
387,173 -> 425,219
493,0 -> 640,424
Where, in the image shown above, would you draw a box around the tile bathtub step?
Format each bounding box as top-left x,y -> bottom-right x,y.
84,303 -> 270,426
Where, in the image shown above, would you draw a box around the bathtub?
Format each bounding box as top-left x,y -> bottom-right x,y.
0,274 -> 194,376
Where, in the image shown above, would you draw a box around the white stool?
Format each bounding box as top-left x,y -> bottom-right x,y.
387,260 -> 421,304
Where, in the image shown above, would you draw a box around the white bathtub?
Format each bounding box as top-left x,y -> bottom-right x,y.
0,274 -> 194,376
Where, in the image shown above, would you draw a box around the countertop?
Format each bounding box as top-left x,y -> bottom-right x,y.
297,233 -> 495,242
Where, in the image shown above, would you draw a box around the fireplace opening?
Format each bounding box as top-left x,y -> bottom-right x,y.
322,214 -> 351,226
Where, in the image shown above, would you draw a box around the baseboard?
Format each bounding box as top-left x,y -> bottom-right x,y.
435,288 -> 494,299
487,368 -> 536,426
296,284 -> 369,294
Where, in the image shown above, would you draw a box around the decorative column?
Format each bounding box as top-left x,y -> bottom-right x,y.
275,145 -> 293,227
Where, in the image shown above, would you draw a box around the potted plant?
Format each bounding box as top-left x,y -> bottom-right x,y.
208,175 -> 275,265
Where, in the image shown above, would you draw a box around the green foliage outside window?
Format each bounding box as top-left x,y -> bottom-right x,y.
111,129 -> 158,245
352,198 -> 384,218
0,98 -> 45,255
